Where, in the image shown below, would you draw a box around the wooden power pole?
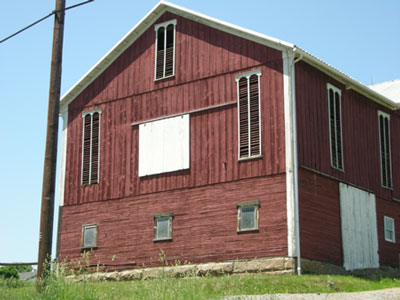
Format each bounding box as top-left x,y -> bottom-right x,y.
36,0 -> 65,290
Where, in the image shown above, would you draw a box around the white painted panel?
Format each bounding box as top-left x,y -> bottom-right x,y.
340,183 -> 379,270
139,114 -> 189,177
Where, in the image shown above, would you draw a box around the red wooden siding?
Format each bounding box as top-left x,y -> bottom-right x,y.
298,168 -> 342,265
59,175 -> 287,268
295,61 -> 399,201
376,197 -> 400,267
64,12 -> 285,205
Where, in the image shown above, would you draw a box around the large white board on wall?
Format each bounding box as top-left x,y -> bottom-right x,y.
339,183 -> 379,270
139,114 -> 190,177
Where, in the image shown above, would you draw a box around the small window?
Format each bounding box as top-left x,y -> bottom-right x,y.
82,109 -> 102,186
154,19 -> 177,80
236,70 -> 262,160
81,224 -> 98,249
237,201 -> 259,232
327,84 -> 343,170
378,111 -> 392,189
153,213 -> 173,241
384,216 -> 395,243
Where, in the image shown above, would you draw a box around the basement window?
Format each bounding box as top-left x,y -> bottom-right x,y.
384,216 -> 395,243
153,212 -> 173,241
327,84 -> 344,171
81,109 -> 102,186
81,224 -> 98,249
154,19 -> 177,80
237,201 -> 259,232
378,111 -> 392,189
236,70 -> 262,160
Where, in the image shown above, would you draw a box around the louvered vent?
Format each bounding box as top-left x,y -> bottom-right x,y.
155,20 -> 176,80
239,77 -> 249,158
82,114 -> 91,185
155,27 -> 165,80
328,85 -> 343,170
81,110 -> 101,186
90,112 -> 100,184
249,75 -> 260,156
165,24 -> 174,77
379,113 -> 392,188
236,70 -> 261,159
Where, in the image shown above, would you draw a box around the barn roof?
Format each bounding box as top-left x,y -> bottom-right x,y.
60,1 -> 399,111
369,79 -> 400,104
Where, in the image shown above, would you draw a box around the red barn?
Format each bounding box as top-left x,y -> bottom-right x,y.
58,2 -> 400,274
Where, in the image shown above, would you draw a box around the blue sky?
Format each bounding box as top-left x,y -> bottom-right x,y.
0,0 -> 399,264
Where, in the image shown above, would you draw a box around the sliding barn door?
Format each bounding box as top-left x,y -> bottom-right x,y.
339,183 -> 379,270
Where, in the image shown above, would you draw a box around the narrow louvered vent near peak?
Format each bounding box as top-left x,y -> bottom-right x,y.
378,112 -> 392,188
155,20 -> 176,80
327,84 -> 343,171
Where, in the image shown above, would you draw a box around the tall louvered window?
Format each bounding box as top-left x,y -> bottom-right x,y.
327,84 -> 343,170
154,19 -> 176,80
236,70 -> 262,159
378,111 -> 392,189
82,110 -> 101,186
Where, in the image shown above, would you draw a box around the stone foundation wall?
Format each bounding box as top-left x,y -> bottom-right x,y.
74,256 -> 295,281
301,258 -> 400,279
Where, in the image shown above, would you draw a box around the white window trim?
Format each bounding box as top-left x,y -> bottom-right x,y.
154,19 -> 177,81
327,83 -> 344,171
237,200 -> 260,232
378,110 -> 393,189
235,69 -> 262,161
153,212 -> 173,241
81,109 -> 102,186
81,223 -> 98,249
384,216 -> 395,243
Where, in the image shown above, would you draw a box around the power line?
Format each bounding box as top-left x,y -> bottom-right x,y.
0,0 -> 94,44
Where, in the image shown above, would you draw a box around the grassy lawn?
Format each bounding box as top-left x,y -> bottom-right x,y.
1,274 -> 400,300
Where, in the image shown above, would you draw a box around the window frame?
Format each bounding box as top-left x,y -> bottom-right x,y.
81,109 -> 102,186
154,19 -> 177,81
327,83 -> 344,171
378,111 -> 393,189
81,223 -> 98,249
153,212 -> 174,242
237,200 -> 260,232
235,69 -> 262,161
384,216 -> 395,243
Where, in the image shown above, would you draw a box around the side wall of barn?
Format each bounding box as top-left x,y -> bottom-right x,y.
295,61 -> 400,268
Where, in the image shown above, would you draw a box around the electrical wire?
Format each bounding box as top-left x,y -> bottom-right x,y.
0,0 -> 94,44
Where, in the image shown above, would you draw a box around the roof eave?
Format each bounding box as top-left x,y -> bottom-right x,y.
60,1 -> 293,111
60,2 -> 169,110
293,48 -> 399,110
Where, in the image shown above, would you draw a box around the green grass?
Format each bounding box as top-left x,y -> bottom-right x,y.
1,274 -> 400,300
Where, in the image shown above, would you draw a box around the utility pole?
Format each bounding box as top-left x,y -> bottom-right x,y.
36,0 -> 65,291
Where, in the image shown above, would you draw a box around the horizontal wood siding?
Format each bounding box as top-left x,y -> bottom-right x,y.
298,168 -> 342,265
59,175 -> 287,268
295,61 -> 399,201
64,12 -> 285,205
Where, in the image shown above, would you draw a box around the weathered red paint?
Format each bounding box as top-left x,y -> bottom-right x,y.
59,175 -> 288,268
375,197 -> 400,267
64,12 -> 285,206
298,168 -> 342,265
60,12 -> 287,267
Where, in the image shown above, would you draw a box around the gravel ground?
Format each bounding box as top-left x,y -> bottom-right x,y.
226,288 -> 400,300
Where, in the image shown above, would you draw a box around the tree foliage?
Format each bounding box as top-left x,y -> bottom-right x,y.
0,266 -> 19,279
